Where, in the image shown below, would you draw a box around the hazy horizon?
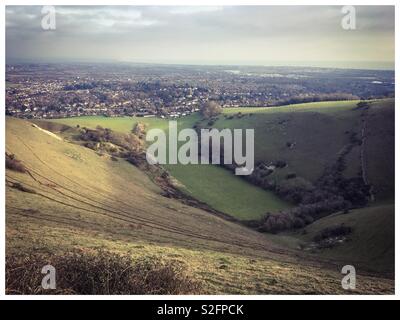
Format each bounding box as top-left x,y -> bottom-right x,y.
6,5 -> 395,70
5,58 -> 394,71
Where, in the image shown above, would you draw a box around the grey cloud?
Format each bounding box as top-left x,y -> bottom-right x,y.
6,5 -> 394,66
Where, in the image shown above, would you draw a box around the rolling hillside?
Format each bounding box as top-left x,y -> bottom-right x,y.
50,99 -> 394,218
295,204 -> 394,274
212,99 -> 394,202
48,114 -> 291,220
6,117 -> 394,294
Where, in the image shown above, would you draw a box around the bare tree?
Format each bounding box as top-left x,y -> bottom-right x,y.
201,101 -> 222,118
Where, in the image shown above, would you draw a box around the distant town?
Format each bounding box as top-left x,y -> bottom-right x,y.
6,63 -> 395,119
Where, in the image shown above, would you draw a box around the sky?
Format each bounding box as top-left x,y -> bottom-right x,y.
5,5 -> 395,69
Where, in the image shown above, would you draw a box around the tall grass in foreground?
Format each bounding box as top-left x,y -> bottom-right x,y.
6,250 -> 201,295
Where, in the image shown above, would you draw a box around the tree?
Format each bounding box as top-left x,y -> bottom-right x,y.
201,101 -> 222,118
132,122 -> 146,139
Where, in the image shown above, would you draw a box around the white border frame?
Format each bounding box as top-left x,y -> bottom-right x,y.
1,0 -> 398,300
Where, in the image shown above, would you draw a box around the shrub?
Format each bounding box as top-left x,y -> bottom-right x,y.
6,250 -> 201,295
6,153 -> 27,173
126,152 -> 145,167
8,182 -> 36,194
132,123 -> 146,139
275,177 -> 314,203
313,224 -> 352,242
80,127 -> 143,154
274,160 -> 287,168
201,101 -> 222,118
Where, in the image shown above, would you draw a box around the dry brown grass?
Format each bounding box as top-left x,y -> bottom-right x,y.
6,250 -> 201,295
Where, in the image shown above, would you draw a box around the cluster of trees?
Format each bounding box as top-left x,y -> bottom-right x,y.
220,149 -> 369,233
316,173 -> 370,207
254,197 -> 348,233
253,167 -> 371,233
248,161 -> 371,233
63,82 -> 98,91
200,101 -> 222,118
79,126 -> 143,157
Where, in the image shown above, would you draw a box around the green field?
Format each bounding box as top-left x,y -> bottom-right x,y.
50,99 -> 394,220
165,163 -> 289,220
50,115 -> 172,132
50,114 -> 290,220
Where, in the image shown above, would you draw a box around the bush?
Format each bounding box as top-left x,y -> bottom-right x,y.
275,177 -> 314,203
258,195 -> 349,233
80,127 -> 143,153
274,160 -> 287,168
132,123 -> 146,139
201,101 -> 222,118
6,250 -> 201,295
313,224 -> 352,242
6,153 -> 27,173
8,182 -> 36,194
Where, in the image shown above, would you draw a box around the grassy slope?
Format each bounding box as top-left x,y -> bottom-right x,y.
56,100 -> 394,217
46,100 -> 395,274
217,99 -> 395,274
215,100 -> 363,183
6,117 -> 394,293
290,204 -> 394,275
49,115 -> 290,220
364,100 -> 395,201
214,99 -> 394,202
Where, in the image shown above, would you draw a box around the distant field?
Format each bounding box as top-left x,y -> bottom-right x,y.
50,115 -> 172,132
